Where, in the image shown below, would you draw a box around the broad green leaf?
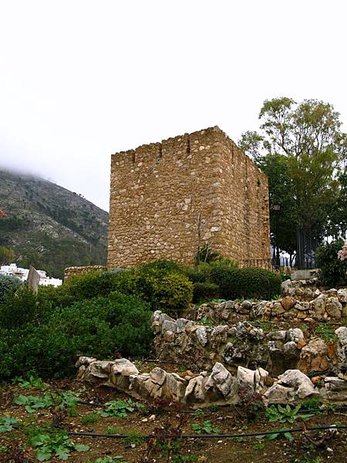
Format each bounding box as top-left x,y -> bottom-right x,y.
74,443 -> 90,452
55,446 -> 70,460
36,447 -> 52,461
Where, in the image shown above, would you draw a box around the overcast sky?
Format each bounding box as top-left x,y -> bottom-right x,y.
1,0 -> 346,211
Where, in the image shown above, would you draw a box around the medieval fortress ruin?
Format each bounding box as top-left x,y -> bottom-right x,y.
107,126 -> 270,268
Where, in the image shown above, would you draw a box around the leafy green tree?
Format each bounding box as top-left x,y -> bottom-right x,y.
240,97 -> 346,266
256,154 -> 297,264
0,246 -> 15,265
329,168 -> 347,238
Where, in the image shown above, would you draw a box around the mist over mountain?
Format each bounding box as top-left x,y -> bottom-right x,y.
0,169 -> 109,278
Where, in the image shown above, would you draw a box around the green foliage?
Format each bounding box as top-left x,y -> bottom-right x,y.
14,374 -> 46,390
138,260 -> 184,274
191,420 -> 220,434
80,413 -> 101,426
64,271 -> 121,301
265,429 -> 294,442
124,429 -> 146,446
185,259 -> 238,284
0,274 -> 22,303
240,97 -> 347,259
58,391 -> 80,416
0,292 -> 152,380
99,399 -> 139,418
192,282 -> 219,303
14,393 -> 55,414
172,454 -> 198,463
300,396 -> 323,411
37,284 -> 76,310
329,170 -> 347,238
314,323 -> 336,342
257,154 -> 298,256
0,246 -> 15,265
135,269 -> 193,316
88,457 -> 129,463
209,266 -> 281,300
195,244 -> 221,264
193,408 -> 204,418
0,415 -> 20,432
0,286 -> 44,329
105,426 -> 123,435
316,240 -> 347,287
62,265 -> 193,316
27,427 -> 89,461
197,316 -> 213,327
265,404 -> 314,424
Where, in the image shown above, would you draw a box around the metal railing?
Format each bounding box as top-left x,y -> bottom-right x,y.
239,258 -> 272,270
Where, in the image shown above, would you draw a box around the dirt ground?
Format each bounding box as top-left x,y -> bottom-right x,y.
1,376 -> 347,463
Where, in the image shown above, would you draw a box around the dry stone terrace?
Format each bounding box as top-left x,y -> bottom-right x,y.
77,278 -> 347,409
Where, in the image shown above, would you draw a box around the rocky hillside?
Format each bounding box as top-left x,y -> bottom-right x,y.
0,169 -> 108,278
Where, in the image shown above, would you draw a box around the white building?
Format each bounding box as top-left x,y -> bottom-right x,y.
0,263 -> 62,287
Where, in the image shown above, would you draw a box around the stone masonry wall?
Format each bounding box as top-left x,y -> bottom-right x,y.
108,126 -> 270,268
64,265 -> 107,280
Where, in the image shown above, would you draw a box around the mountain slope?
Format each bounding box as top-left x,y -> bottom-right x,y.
0,169 -> 109,278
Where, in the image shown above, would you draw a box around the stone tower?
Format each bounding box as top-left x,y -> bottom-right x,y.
108,126 -> 270,268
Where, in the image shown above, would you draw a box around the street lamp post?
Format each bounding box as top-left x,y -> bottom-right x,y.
273,204 -> 281,268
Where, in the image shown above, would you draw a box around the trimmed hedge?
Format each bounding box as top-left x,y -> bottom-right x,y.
209,266 -> 281,300
192,282 -> 220,302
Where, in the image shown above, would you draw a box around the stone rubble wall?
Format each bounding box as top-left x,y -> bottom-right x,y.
108,126 -> 270,268
76,356 -> 347,407
75,283 -> 347,408
195,285 -> 347,325
152,310 -> 344,377
152,285 -> 347,377
64,265 -> 107,280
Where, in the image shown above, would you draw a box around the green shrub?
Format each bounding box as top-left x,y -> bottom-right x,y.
138,259 -> 184,274
0,292 -> 153,380
316,240 -> 347,287
0,274 -> 22,303
110,269 -> 140,296
37,264 -> 193,317
195,244 -> 222,264
135,271 -> 193,316
184,259 -> 238,284
0,286 -> 44,329
193,282 -> 220,302
63,270 -> 122,301
37,284 -> 75,309
209,267 -> 281,300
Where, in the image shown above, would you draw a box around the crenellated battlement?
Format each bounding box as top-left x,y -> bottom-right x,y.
108,127 -> 270,268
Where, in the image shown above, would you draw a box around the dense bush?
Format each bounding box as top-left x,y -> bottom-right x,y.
138,259 -> 184,274
0,292 -> 153,380
184,259 -> 238,284
316,240 -> 347,287
135,271 -> 193,316
0,258 -> 282,381
63,270 -> 122,301
0,286 -> 44,329
192,282 -> 220,302
209,266 -> 281,300
58,265 -> 193,316
0,274 -> 22,303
